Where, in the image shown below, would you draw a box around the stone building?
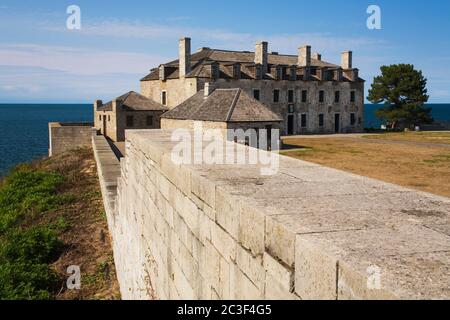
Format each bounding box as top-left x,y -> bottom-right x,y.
161,84 -> 282,146
141,37 -> 364,135
94,91 -> 168,142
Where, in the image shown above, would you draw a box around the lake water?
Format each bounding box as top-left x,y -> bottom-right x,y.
0,104 -> 92,176
0,103 -> 449,176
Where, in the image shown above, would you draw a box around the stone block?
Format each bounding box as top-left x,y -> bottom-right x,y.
263,252 -> 294,292
191,172 -> 217,208
239,200 -> 265,256
295,236 -> 338,300
265,273 -> 300,300
265,215 -> 296,267
215,186 -> 241,240
210,222 -> 237,263
235,245 -> 265,289
230,263 -> 264,300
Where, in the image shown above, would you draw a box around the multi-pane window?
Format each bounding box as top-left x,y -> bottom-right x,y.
334,91 -> 340,103
319,90 -> 325,103
276,67 -> 283,80
273,89 -> 280,103
350,91 -> 356,103
288,90 -> 295,103
288,105 -> 295,114
301,114 -> 307,128
253,89 -> 261,101
319,114 -> 324,127
212,64 -> 220,79
126,115 -> 134,127
350,113 -> 356,126
301,90 -> 308,103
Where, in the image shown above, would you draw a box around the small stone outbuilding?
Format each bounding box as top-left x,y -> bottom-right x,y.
94,91 -> 168,142
161,84 -> 283,146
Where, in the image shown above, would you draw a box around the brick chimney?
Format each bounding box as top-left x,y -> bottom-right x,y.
255,41 -> 268,73
312,53 -> 322,61
94,100 -> 102,111
341,51 -> 352,69
112,99 -> 123,113
298,45 -> 311,67
204,82 -> 216,98
159,65 -> 166,81
179,37 -> 191,78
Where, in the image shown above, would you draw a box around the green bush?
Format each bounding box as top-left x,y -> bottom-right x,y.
0,170 -> 66,233
0,262 -> 60,300
0,226 -> 63,265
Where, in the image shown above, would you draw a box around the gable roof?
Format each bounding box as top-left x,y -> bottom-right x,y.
161,88 -> 283,123
98,91 -> 169,112
141,47 -> 342,82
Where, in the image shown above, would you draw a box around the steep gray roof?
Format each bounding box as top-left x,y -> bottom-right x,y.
161,89 -> 283,123
141,48 -> 342,81
98,91 -> 169,112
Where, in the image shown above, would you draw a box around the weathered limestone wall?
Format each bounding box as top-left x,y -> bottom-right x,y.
143,76 -> 364,135
94,105 -> 165,142
140,78 -> 198,109
108,130 -> 450,300
48,122 -> 94,156
205,79 -> 365,135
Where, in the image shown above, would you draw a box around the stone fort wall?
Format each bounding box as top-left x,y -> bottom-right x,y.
48,122 -> 94,156
104,129 -> 450,300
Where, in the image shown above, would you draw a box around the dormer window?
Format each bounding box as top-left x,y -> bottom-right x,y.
289,66 -> 297,81
276,66 -> 283,80
233,64 -> 241,79
255,65 -> 262,80
334,69 -> 342,81
211,63 -> 220,79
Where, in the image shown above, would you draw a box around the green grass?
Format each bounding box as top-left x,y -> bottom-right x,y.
0,166 -> 71,300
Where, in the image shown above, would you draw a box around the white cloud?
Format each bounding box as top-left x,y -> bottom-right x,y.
41,20 -> 385,58
0,44 -> 168,75
0,65 -> 140,102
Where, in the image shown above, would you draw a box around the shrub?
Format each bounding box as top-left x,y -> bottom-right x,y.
0,262 -> 60,300
0,167 -> 67,300
0,170 -> 66,232
0,225 -> 63,265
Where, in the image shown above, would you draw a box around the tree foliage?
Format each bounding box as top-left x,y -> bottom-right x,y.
367,64 -> 432,128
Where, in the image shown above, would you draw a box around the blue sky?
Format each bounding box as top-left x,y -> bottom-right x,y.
0,0 -> 449,103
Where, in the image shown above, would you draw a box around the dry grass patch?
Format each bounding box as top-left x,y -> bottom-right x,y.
363,131 -> 450,144
282,137 -> 450,198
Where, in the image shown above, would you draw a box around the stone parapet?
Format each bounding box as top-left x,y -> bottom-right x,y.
107,129 -> 450,300
48,122 -> 94,156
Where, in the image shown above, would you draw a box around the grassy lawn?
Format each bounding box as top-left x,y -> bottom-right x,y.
0,148 -> 120,300
281,136 -> 450,198
363,131 -> 450,145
